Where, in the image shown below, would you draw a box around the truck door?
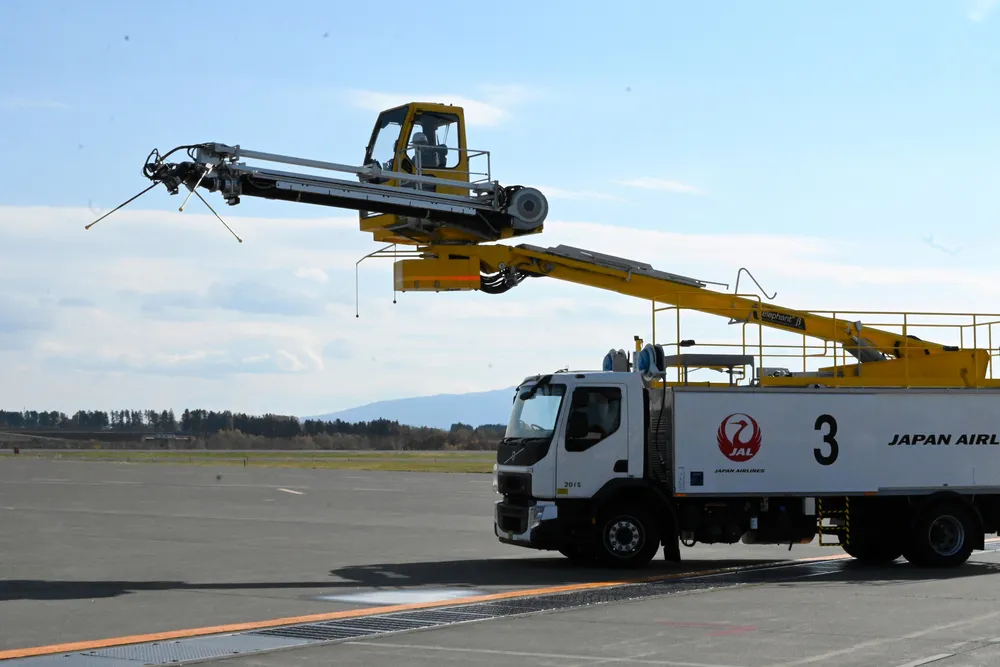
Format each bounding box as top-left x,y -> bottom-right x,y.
556,384 -> 630,498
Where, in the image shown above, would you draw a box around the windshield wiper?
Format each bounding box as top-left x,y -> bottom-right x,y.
500,435 -> 548,445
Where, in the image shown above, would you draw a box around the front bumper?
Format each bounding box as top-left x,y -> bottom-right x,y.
494,499 -> 563,550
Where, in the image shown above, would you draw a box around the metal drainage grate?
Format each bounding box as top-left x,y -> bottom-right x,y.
391,609 -> 496,623
250,606 -> 488,644
246,560 -> 815,646
318,616 -> 444,632
73,633 -> 316,665
252,623 -> 382,642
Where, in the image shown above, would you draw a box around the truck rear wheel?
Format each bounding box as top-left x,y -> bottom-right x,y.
905,501 -> 976,568
842,537 -> 902,565
596,506 -> 660,568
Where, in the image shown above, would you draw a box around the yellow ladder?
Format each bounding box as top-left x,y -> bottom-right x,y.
817,497 -> 850,547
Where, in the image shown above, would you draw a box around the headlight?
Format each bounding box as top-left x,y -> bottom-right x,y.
492,463 -> 499,494
528,502 -> 558,529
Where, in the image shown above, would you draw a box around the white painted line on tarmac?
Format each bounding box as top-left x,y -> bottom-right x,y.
318,588 -> 485,605
277,488 -> 304,495
29,478 -> 70,482
345,642 -> 747,667
7,480 -> 306,490
893,654 -> 954,667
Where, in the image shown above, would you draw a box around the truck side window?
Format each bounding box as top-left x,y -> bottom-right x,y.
565,387 -> 622,452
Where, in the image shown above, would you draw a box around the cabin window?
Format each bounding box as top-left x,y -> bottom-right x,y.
564,386 -> 622,452
407,111 -> 460,170
367,106 -> 408,169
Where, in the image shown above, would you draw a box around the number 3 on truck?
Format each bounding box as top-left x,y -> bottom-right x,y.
814,414 -> 839,466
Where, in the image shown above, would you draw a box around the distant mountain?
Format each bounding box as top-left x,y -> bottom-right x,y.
305,387 -> 518,429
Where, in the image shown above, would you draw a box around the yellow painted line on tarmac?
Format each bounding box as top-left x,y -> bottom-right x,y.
0,552 -> 854,661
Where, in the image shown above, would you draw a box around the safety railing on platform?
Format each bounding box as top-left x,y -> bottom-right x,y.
405,141 -> 493,188
648,293 -> 1000,388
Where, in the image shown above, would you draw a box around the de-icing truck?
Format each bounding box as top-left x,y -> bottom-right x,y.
492,344 -> 1000,568
112,100 -> 1000,569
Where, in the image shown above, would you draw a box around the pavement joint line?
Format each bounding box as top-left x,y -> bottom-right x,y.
0,552 -> 852,661
891,655 -> 954,667
773,609 -> 1000,667
5,537 -> 999,663
342,642 -> 750,667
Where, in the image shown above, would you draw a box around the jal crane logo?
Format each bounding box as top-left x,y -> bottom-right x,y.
717,413 -> 762,462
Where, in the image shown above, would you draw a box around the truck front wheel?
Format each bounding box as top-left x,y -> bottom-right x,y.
596,506 -> 661,568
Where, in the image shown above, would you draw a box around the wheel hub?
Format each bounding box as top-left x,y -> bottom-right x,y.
927,514 -> 965,557
607,519 -> 642,554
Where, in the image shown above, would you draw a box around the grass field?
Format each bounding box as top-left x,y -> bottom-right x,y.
0,449 -> 497,473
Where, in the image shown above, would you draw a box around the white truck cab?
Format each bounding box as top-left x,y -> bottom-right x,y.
496,370 -> 647,499
494,369 -> 671,565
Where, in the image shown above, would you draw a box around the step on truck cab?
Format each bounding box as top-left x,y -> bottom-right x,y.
493,354 -> 1000,569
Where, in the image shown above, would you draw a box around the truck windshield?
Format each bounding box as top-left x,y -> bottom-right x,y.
505,383 -> 566,439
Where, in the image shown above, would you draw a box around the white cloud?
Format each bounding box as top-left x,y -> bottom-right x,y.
275,349 -> 308,372
615,177 -> 704,195
2,204 -> 1000,418
295,267 -> 329,283
968,0 -> 998,21
536,185 -> 628,203
345,85 -> 540,127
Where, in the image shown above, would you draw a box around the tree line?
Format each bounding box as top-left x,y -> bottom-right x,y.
0,409 -> 507,451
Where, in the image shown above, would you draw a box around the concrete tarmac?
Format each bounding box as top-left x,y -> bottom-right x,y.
227,550 -> 1000,667
4,457 -> 1000,666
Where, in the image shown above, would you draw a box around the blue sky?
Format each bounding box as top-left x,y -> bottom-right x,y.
1,1 -> 999,416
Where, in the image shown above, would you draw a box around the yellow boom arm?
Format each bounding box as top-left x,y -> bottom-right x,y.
393,242 -> 991,387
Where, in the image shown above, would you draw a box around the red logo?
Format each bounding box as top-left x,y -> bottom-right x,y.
717,413 -> 762,462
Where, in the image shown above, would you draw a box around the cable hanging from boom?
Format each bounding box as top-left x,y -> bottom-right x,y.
480,266 -> 532,294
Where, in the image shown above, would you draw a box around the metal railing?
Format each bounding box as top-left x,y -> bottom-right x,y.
403,142 -> 493,188
648,295 -> 1000,387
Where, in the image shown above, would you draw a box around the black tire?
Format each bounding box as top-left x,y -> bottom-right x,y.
906,501 -> 976,568
595,506 -> 661,568
842,537 -> 902,565
840,499 -> 905,565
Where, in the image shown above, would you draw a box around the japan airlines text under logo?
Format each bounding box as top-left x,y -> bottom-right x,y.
717,413 -> 762,462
